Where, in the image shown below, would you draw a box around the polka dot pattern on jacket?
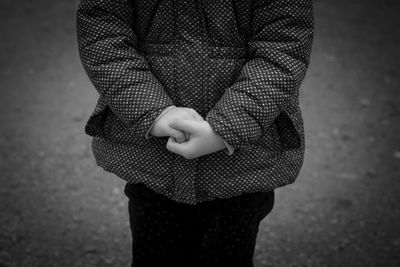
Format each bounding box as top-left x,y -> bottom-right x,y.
76,0 -> 314,204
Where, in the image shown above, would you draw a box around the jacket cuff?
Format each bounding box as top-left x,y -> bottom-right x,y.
132,101 -> 174,139
145,106 -> 176,139
205,112 -> 260,149
222,139 -> 236,155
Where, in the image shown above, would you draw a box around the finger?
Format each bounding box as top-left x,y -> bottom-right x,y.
169,119 -> 197,134
167,128 -> 186,143
166,136 -> 188,155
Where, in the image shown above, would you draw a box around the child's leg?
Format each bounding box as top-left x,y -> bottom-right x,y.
124,182 -> 201,267
124,182 -> 274,267
195,190 -> 275,267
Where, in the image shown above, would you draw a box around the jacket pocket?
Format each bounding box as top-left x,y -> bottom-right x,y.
102,108 -> 143,145
275,102 -> 304,150
84,96 -> 108,138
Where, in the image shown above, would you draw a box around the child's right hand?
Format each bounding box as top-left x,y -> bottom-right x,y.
166,119 -> 226,159
150,107 -> 204,143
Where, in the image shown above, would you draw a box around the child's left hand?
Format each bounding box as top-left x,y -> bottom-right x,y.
166,119 -> 226,159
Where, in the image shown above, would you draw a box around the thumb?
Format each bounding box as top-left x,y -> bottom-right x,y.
169,119 -> 197,134
166,136 -> 187,155
167,128 -> 187,143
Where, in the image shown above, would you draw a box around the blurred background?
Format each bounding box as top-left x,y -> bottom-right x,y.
0,0 -> 399,266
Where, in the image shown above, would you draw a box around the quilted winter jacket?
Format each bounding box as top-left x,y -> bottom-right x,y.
76,0 -> 314,204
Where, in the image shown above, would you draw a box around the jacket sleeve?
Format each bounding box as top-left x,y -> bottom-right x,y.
76,0 -> 175,139
205,0 -> 314,149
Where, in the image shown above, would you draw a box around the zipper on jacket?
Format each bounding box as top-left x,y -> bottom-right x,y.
197,0 -> 211,114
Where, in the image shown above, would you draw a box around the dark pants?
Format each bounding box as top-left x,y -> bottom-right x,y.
124,183 -> 274,267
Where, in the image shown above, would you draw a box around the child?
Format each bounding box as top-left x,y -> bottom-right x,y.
76,0 -> 313,266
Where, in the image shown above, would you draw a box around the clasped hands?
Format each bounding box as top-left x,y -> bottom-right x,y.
150,107 -> 226,159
